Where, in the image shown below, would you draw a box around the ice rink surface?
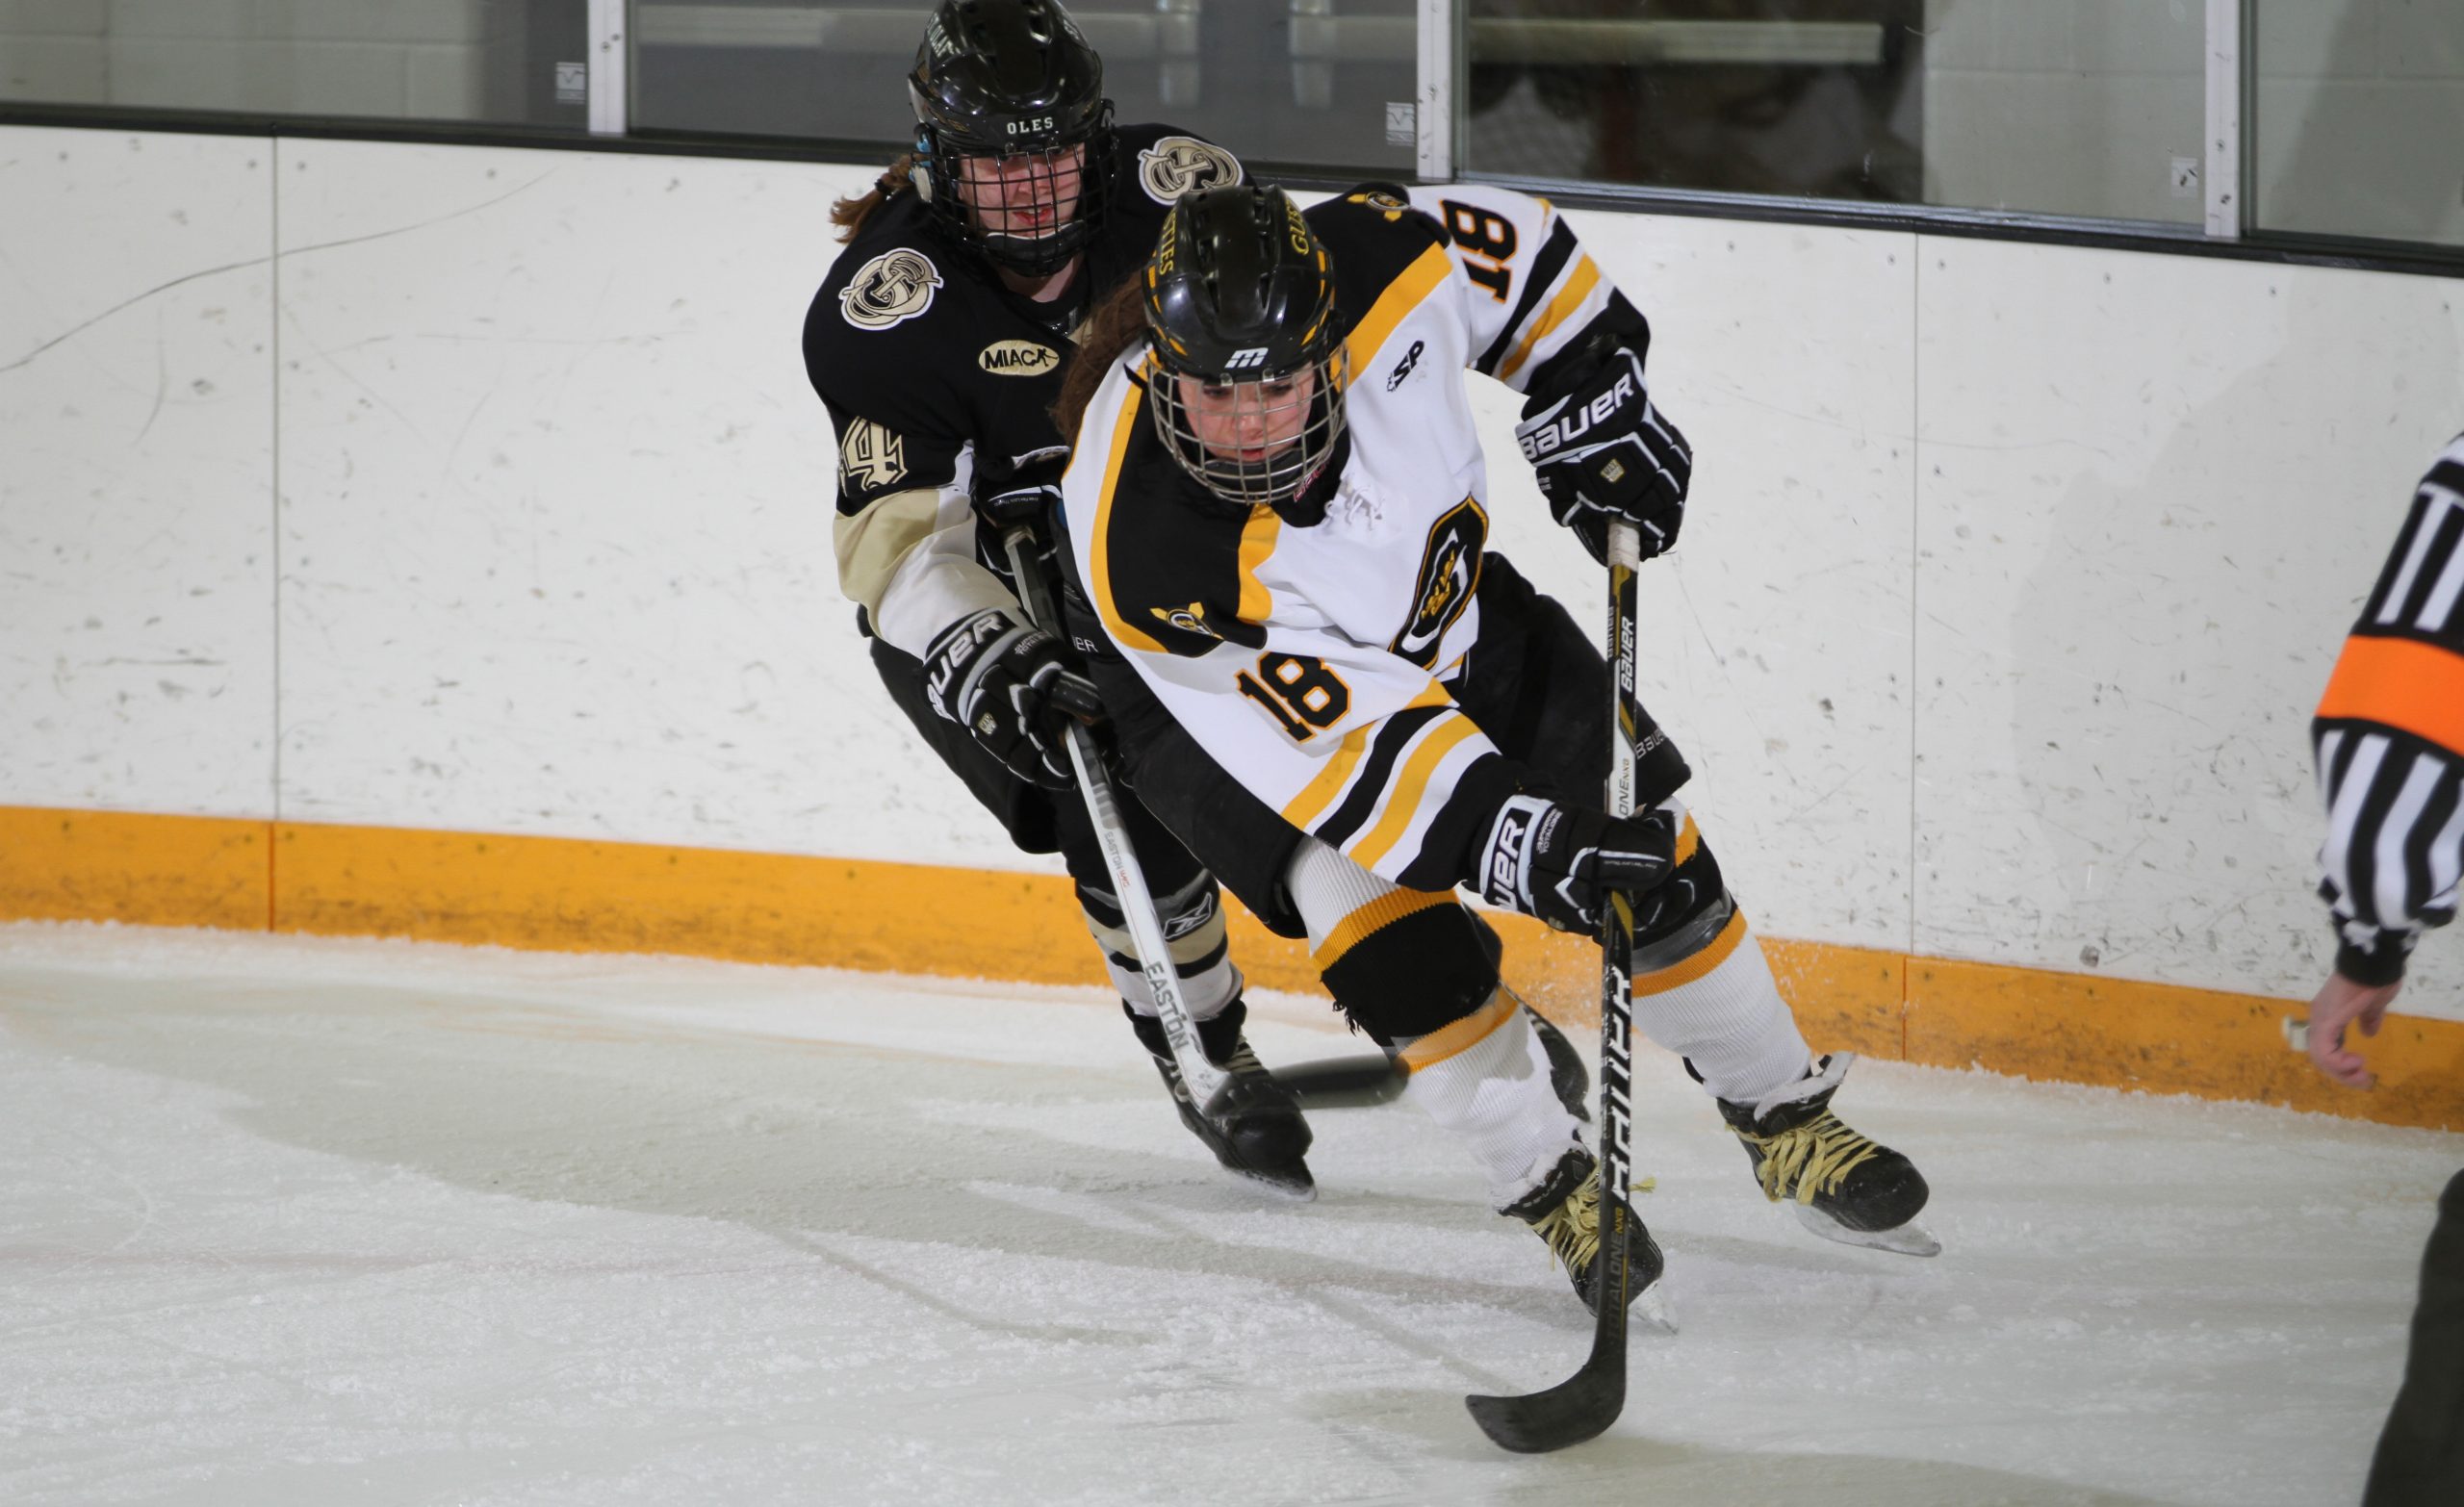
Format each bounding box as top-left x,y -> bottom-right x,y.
1,922 -> 2453,1507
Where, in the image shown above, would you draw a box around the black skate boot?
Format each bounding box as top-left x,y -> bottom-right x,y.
1127,1000 -> 1315,1200
1504,1145 -> 1670,1329
1716,1053 -> 1938,1257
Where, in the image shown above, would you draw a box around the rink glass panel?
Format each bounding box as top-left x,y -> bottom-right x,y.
0,2 -> 590,129
2250,0 -> 2464,250
625,0 -> 1417,172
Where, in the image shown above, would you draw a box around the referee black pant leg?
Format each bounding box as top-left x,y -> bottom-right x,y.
2366,1167 -> 2464,1506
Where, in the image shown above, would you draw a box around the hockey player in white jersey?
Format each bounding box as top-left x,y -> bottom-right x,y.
1049,183 -> 1937,1310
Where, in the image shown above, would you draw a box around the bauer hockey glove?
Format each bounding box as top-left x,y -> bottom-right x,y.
922,606 -> 1105,791
1472,794 -> 1677,937
1514,340 -> 1692,566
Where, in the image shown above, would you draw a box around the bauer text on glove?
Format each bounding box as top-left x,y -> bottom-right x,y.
922,606 -> 1105,790
1514,342 -> 1691,565
1471,794 -> 1677,936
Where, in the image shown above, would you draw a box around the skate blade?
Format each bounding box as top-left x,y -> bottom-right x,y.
1631,1280 -> 1677,1336
1789,1201 -> 1940,1257
1230,1164 -> 1318,1202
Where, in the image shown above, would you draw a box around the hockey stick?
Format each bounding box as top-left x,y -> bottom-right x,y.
1464,518 -> 1645,1454
996,519 -> 1233,1117
995,517 -> 1399,1127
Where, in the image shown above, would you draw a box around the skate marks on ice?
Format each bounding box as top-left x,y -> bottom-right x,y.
1,925 -> 2453,1507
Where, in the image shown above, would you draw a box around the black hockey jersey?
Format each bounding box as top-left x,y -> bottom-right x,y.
803,125 -> 1242,654
1062,183 -> 1656,893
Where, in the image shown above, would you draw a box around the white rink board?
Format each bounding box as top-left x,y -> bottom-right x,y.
271,142 -> 949,861
6,123 -> 2464,1015
1913,238 -> 2464,1010
0,127 -> 276,817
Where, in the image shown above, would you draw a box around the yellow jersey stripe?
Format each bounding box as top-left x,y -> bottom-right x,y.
1090,370 -> 1166,655
1633,907 -> 1748,997
1399,988 -> 1518,1072
1279,679 -> 1450,832
1496,254 -> 1601,386
1348,711 -> 1484,872
1311,887 -> 1459,971
1344,243 -> 1454,378
1281,725 -> 1370,830
1674,814 -> 1701,867
1237,506 -> 1279,626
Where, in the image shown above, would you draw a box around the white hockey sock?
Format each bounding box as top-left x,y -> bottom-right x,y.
1282,837 -> 1581,1209
1632,902 -> 1811,1107
1287,837 -> 1399,955
1395,994 -> 1584,1212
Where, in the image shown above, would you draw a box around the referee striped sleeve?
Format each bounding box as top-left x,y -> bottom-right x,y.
2312,433 -> 2464,983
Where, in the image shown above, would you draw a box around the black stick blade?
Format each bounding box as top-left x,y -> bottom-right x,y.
1463,1359 -> 1625,1454
1268,1054 -> 1406,1109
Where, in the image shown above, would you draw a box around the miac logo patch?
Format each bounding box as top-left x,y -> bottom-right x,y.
978,340 -> 1060,377
838,248 -> 941,330
1138,137 -> 1242,204
1391,497 -> 1486,670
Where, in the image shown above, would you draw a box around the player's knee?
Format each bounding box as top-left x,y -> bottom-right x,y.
1316,892 -> 1499,1043
1630,815 -> 1733,968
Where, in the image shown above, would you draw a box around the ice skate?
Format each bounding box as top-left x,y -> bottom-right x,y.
1506,1146 -> 1672,1331
1129,1002 -> 1316,1200
1718,1053 -> 1938,1257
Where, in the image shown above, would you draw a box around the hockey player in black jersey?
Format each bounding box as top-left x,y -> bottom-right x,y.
798,0 -> 1306,1192
1052,183 -> 1938,1312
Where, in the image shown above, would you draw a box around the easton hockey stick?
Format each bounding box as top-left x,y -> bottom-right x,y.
992,514 -> 1399,1134
996,517 -> 1232,1118
1464,518 -> 1647,1454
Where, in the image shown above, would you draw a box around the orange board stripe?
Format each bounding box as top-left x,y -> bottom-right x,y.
4,805 -> 2461,1131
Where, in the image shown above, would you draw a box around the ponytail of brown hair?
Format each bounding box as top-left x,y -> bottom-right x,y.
1053,275 -> 1153,444
830,154 -> 919,243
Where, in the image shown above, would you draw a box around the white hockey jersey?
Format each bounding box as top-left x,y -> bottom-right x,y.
1061,183 -> 1643,892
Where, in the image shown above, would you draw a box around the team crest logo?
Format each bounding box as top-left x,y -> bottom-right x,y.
1150,600 -> 1222,642
1348,188 -> 1413,222
837,418 -> 907,495
1391,497 -> 1486,669
1139,137 -> 1242,205
838,248 -> 941,331
978,340 -> 1060,376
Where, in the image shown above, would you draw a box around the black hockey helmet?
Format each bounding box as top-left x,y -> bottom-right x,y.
907,0 -> 1116,277
1142,185 -> 1349,510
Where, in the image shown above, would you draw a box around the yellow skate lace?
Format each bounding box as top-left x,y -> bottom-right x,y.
1530,1166 -> 1657,1274
1738,1110 -> 1881,1206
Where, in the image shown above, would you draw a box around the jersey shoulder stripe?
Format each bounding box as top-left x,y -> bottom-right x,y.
1474,217 -> 1578,376
1310,189 -> 1454,372
1087,358 -> 1267,659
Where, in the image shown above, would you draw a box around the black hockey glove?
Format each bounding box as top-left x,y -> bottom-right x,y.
922,606 -> 1105,791
1514,341 -> 1692,566
975,445 -> 1069,530
1471,794 -> 1677,937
